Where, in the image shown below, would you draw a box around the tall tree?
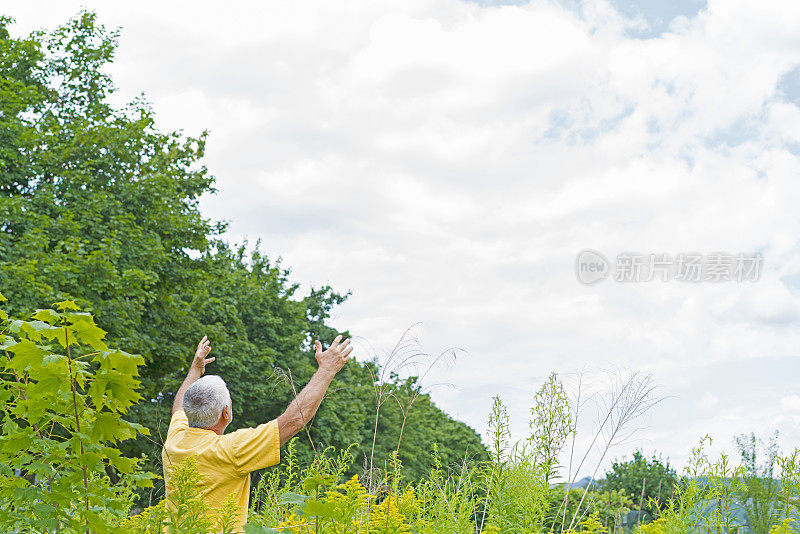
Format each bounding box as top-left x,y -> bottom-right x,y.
603,450 -> 678,516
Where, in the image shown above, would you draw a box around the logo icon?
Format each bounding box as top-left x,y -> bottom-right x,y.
575,249 -> 609,285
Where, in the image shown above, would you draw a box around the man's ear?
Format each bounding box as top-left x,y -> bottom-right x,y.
223,405 -> 232,422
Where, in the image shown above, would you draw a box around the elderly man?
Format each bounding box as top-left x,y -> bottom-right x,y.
162,334 -> 353,532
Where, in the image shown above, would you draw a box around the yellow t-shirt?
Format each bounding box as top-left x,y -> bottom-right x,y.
161,410 -> 281,532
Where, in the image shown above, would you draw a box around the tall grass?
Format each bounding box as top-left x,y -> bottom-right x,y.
127,329 -> 800,533
238,351 -> 664,534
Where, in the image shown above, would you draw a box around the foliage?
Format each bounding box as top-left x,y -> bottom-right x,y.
162,456 -> 213,534
479,395 -> 551,534
415,443 -> 478,534
0,295 -> 154,532
125,456 -> 239,534
705,449 -> 747,533
0,294 -> 747,534
634,517 -> 667,534
734,431 -> 781,534
245,380 -> 635,534
775,448 -> 800,525
603,450 -> 677,517
640,436 -> 800,534
769,518 -> 795,534
529,372 -> 573,487
546,487 -> 634,533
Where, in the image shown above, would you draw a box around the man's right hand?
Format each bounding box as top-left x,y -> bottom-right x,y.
278,335 -> 353,445
314,335 -> 352,376
191,335 -> 215,376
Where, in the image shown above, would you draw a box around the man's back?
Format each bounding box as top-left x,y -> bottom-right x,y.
161,410 -> 280,533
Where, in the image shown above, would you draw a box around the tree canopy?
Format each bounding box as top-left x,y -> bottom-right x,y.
602,450 -> 678,515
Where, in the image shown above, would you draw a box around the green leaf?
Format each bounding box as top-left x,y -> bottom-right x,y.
302,498 -> 336,519
27,355 -> 70,397
55,299 -> 80,311
68,314 -> 108,350
243,525 -> 284,534
32,308 -> 62,325
39,326 -> 74,348
94,349 -> 143,376
277,492 -> 309,506
5,340 -> 48,371
89,369 -> 142,411
303,473 -> 334,492
88,412 -> 137,442
27,320 -> 52,332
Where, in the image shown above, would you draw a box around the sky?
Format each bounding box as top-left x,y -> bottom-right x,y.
5,0 -> 800,478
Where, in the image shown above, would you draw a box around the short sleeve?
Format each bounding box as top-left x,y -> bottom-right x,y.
225,419 -> 281,475
166,410 -> 189,442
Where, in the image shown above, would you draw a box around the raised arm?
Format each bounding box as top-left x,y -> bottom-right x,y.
277,335 -> 352,446
172,336 -> 215,414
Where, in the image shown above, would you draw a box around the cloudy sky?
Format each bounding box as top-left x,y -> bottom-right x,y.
6,0 -> 800,477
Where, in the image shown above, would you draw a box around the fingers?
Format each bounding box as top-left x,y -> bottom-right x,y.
314,340 -> 323,354
339,338 -> 351,350
342,345 -> 354,358
196,337 -> 211,361
330,334 -> 343,350
204,357 -> 215,365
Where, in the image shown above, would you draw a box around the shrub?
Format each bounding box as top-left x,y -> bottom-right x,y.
0,294 -> 155,533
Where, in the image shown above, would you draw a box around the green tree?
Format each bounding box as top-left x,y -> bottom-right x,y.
603,450 -> 678,517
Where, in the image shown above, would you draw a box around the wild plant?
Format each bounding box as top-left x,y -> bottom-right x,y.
547,487 -> 632,534
705,450 -> 747,532
735,431 -> 781,534
479,385 -> 568,534
356,327 -> 458,491
250,441 -> 357,530
769,518 -> 795,534
558,372 -> 590,532
415,444 -> 479,534
125,500 -> 168,534
650,436 -> 711,534
775,448 -> 800,525
563,371 -> 660,533
530,373 -> 573,488
162,456 -> 212,534
0,295 -> 155,533
127,456 -> 246,534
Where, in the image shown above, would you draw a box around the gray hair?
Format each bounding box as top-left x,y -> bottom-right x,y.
183,375 -> 231,429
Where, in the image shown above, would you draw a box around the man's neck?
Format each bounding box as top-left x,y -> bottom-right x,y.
208,419 -> 227,435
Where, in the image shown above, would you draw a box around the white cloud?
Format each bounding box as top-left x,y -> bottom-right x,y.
6,0 -> 800,474
781,395 -> 800,413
